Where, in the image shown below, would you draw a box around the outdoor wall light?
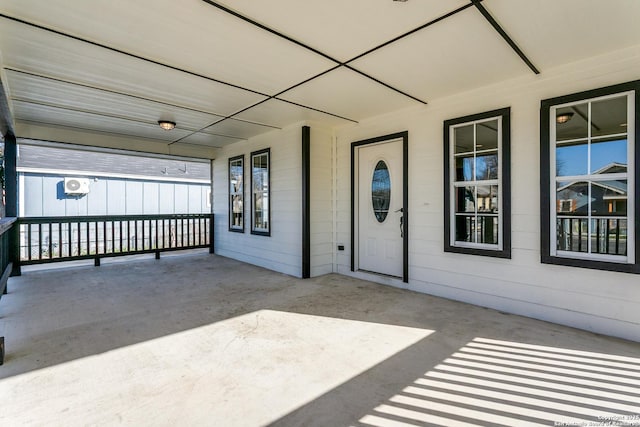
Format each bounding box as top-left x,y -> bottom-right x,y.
158,120 -> 176,131
556,112 -> 574,124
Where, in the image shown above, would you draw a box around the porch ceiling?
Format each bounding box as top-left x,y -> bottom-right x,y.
0,0 -> 639,158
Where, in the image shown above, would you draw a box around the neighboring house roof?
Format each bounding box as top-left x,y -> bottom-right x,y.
556,162 -> 628,194
17,143 -> 211,183
558,181 -> 627,212
600,180 -> 627,195
592,162 -> 627,175
557,180 -> 627,195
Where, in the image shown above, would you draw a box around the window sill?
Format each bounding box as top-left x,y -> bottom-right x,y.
445,245 -> 511,259
542,254 -> 639,274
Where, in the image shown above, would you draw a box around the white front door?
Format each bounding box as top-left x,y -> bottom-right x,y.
357,138 -> 404,277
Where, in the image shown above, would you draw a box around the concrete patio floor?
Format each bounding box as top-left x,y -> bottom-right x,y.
0,252 -> 639,427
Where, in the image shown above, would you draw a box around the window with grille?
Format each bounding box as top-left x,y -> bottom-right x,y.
444,108 -> 511,258
541,80 -> 639,273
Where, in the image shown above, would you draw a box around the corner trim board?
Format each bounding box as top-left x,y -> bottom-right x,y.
302,126 -> 311,278
471,0 -> 540,75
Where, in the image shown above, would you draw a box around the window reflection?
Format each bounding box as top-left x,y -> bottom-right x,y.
455,156 -> 473,181
550,88 -> 632,261
556,143 -> 588,176
477,185 -> 498,213
371,161 -> 391,223
229,156 -> 244,231
556,103 -> 588,141
454,125 -> 474,154
455,215 -> 498,244
556,181 -> 588,216
451,116 -> 502,248
591,180 -> 627,217
555,177 -> 628,255
476,154 -> 498,180
591,96 -> 627,138
591,138 -> 627,173
590,218 -> 627,256
251,151 -> 269,233
455,186 -> 476,213
476,120 -> 498,150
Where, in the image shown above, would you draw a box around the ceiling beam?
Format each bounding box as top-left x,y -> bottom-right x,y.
201,0 -> 335,64
269,4 -> 476,107
345,3 -> 476,64
471,0 -> 540,75
170,88 -> 359,146
0,70 -> 14,137
200,0 -> 428,105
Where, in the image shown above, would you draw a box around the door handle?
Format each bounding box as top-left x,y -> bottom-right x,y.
396,208 -> 404,238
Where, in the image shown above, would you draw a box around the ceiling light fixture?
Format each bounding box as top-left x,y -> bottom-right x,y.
158,120 -> 176,131
556,112 -> 574,124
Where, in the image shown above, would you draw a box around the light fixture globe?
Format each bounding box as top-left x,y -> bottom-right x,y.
158,120 -> 176,131
556,112 -> 574,124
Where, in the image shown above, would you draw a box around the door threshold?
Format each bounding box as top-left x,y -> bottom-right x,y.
358,269 -> 402,279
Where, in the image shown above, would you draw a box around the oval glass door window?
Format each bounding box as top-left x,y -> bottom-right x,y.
372,160 -> 391,222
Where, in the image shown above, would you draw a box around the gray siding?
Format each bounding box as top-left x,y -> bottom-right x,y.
107,180 -> 126,215
21,173 -> 210,217
18,144 -> 210,181
175,184 -> 189,214
143,182 -> 160,214
126,181 -> 143,215
87,179 -> 108,215
159,183 -> 175,213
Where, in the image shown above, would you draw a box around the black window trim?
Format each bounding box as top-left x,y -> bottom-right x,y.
250,147 -> 271,237
228,154 -> 244,233
444,107 -> 512,259
540,79 -> 640,274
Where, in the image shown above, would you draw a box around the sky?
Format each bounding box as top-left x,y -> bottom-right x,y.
556,139 -> 627,177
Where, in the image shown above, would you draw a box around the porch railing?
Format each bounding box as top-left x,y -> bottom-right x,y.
0,217 -> 16,364
557,215 -> 627,255
18,213 -> 214,266
0,217 -> 14,289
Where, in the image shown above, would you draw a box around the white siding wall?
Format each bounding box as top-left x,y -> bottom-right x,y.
213,124 -> 303,277
310,126 -> 334,277
334,45 -> 640,342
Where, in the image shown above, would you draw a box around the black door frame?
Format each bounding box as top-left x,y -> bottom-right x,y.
351,131 -> 409,283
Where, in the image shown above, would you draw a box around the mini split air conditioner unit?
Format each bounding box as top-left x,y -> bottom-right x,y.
64,177 -> 91,195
